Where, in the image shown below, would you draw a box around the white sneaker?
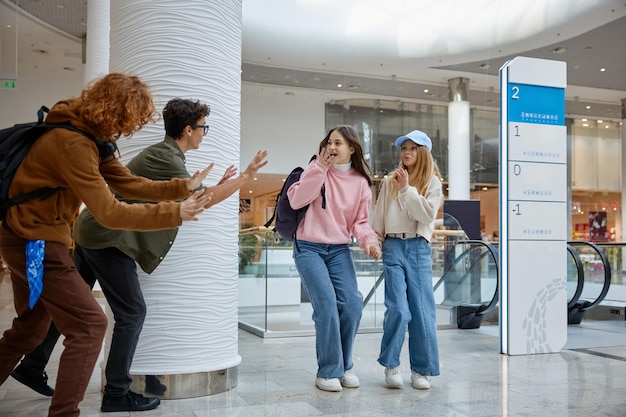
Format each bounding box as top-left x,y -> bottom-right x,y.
384,367 -> 403,388
411,371 -> 430,390
315,377 -> 342,392
340,369 -> 359,388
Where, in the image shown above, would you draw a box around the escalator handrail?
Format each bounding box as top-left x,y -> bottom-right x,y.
434,239 -> 499,316
566,244 -> 585,310
433,243 -> 484,292
466,240 -> 499,315
567,241 -> 611,312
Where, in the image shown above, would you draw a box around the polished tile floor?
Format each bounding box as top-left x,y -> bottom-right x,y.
2,274 -> 626,416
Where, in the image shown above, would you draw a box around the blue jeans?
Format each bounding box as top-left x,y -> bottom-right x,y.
377,237 -> 440,376
294,240 -> 363,378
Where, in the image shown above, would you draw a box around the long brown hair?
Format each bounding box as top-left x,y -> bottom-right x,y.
77,73 -> 158,141
392,145 -> 440,196
319,125 -> 373,186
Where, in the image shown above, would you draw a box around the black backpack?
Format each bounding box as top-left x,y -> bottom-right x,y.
0,106 -> 117,221
264,158 -> 325,249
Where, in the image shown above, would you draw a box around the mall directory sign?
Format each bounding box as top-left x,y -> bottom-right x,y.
499,56 -> 567,355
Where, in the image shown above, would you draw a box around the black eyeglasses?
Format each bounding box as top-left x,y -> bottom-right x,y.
191,124 -> 210,135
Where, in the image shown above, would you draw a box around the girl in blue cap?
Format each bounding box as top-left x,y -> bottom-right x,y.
372,129 -> 443,390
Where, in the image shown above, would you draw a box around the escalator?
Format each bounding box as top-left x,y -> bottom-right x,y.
434,240 -> 499,329
567,241 -> 612,324
433,239 -> 610,328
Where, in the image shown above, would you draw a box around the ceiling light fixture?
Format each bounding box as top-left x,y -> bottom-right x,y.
600,68 -> 606,72
478,63 -> 490,69
552,47 -> 566,53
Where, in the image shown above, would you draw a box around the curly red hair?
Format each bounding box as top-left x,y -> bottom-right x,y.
78,73 -> 158,141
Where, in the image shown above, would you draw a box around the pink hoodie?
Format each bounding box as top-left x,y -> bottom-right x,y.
287,160 -> 378,249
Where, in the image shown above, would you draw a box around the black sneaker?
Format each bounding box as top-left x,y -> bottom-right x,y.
11,365 -> 54,397
145,375 -> 167,396
101,391 -> 161,412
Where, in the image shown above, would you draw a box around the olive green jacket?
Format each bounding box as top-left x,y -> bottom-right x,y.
74,136 -> 191,273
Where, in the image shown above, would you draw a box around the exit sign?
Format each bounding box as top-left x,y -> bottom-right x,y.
1,79 -> 17,89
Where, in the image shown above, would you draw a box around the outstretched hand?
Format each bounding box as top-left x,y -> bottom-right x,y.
217,165 -> 238,185
180,189 -> 213,221
241,150 -> 269,179
187,163 -> 214,191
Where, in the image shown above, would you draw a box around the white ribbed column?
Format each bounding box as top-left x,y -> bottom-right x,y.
448,77 -> 471,200
82,0 -> 110,85
109,0 -> 241,397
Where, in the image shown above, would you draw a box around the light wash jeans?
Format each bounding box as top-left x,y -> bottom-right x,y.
377,236 -> 440,376
294,240 -> 363,378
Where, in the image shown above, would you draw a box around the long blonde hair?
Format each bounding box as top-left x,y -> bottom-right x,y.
391,146 -> 440,196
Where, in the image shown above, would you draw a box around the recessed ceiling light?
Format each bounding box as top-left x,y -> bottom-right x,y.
552,47 -> 567,54
478,63 -> 490,69
57,4 -> 65,8
337,83 -> 342,88
600,68 -> 606,72
586,105 -> 591,109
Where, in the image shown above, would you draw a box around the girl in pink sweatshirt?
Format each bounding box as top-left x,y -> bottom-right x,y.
287,125 -> 381,392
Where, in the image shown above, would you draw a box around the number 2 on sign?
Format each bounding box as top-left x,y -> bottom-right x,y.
511,86 -> 520,99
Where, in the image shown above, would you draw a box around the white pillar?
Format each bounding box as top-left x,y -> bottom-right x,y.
82,0 -> 110,86
448,77 -> 471,200
109,0 -> 242,396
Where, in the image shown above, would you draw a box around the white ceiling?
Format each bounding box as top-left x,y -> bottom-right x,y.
2,0 -> 626,119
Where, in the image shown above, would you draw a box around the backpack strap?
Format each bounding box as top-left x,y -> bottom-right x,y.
45,123 -> 119,159
5,117 -> 118,209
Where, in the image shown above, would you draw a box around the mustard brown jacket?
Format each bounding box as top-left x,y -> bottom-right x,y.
5,99 -> 191,247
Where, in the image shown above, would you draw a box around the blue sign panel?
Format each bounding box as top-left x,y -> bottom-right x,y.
507,83 -> 564,125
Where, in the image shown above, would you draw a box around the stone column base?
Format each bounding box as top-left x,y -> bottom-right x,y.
127,367 -> 238,399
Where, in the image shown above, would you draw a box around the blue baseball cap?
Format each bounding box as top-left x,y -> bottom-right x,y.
394,130 -> 432,151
